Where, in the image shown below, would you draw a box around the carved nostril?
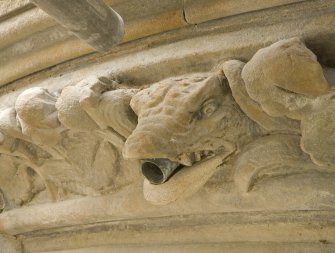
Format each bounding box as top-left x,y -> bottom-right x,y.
141,158 -> 181,184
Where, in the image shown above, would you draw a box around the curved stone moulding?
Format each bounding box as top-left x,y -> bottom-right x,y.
0,0 -> 186,87
0,0 -> 334,90
1,171 -> 335,236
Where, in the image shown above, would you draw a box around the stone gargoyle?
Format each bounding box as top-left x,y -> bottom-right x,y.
1,37 -> 335,206
123,37 -> 335,204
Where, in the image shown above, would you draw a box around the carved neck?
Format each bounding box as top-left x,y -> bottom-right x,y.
221,94 -> 264,149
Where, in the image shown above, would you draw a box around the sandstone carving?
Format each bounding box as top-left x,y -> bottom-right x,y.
221,60 -> 301,133
16,87 -> 64,146
300,92 -> 335,167
0,37 -> 334,207
0,156 -> 46,209
223,37 -> 335,191
123,72 -> 261,187
78,79 -> 138,139
0,77 -> 141,204
241,37 -> 329,120
143,150 -> 234,205
233,134 -> 317,192
55,76 -> 138,150
126,37 -> 335,201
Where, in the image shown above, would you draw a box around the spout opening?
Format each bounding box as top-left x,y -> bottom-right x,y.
141,161 -> 164,185
141,158 -> 180,185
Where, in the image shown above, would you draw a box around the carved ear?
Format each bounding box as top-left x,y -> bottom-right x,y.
215,71 -> 230,94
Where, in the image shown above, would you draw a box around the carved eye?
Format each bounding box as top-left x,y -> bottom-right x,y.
201,102 -> 218,117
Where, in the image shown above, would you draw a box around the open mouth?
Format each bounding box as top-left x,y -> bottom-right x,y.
141,150 -> 216,185
142,149 -> 235,205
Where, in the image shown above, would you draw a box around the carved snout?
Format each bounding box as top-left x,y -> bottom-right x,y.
141,159 -> 181,184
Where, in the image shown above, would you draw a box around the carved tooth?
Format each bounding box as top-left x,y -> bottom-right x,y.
202,150 -> 215,159
177,153 -> 194,166
207,151 -> 215,157
199,151 -> 205,160
195,152 -> 202,162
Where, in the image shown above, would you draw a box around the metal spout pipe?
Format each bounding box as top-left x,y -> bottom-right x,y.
141,159 -> 180,185
30,0 -> 124,52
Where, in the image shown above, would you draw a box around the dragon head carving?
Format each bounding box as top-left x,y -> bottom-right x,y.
123,72 -> 258,183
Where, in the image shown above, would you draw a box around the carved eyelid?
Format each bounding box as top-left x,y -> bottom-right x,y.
198,98 -> 219,118
201,98 -> 219,113
187,98 -> 215,114
201,98 -> 216,107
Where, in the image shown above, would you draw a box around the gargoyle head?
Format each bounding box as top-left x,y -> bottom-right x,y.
123,72 -> 253,183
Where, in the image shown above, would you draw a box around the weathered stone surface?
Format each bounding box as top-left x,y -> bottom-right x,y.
0,0 -> 333,87
0,1 -> 335,252
2,168 -> 335,234
124,72 -> 252,161
0,7 -> 55,51
0,0 -> 32,20
0,0 -> 186,87
241,37 -> 328,119
184,0 -> 307,24
301,92 -> 335,167
0,35 -> 335,210
0,234 -> 21,253
18,211 -> 335,252
221,60 -> 300,132
36,243 -> 335,253
1,36 -> 333,209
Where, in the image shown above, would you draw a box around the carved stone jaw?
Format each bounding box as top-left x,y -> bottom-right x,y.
143,148 -> 236,205
139,149 -> 224,185
177,150 -> 215,166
